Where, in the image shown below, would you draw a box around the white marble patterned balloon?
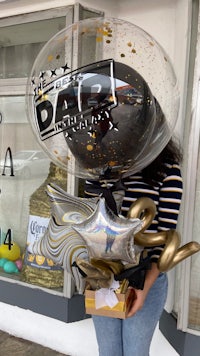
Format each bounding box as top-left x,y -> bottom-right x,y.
31,183 -> 98,293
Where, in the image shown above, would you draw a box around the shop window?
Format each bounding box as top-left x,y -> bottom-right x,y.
0,5 -> 103,294
0,16 -> 68,79
0,9 -> 73,292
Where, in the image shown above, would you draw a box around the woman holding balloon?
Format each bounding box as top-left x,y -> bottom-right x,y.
84,138 -> 183,356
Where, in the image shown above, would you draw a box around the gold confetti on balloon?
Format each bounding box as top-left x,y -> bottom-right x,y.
96,37 -> 103,42
42,94 -> 48,101
108,161 -> 117,167
87,145 -> 94,151
47,54 -> 53,62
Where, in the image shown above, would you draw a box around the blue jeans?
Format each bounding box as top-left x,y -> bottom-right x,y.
92,273 -> 168,356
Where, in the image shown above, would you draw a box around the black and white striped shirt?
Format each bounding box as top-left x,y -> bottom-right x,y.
121,162 -> 183,261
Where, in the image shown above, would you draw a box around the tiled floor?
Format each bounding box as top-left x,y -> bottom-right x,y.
0,330 -> 67,356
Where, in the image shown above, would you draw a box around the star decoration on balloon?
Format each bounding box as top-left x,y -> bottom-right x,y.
61,62 -> 70,72
73,197 -> 143,264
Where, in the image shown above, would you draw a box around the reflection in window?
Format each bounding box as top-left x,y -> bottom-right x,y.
0,17 -> 66,79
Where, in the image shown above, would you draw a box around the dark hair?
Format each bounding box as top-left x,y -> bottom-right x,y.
142,138 -> 183,185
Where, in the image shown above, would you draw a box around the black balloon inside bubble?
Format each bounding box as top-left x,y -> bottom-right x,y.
61,60 -> 158,179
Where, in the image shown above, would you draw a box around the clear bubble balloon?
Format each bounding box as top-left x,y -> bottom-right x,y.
26,17 -> 179,180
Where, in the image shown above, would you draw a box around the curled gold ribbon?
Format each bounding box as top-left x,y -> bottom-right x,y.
128,197 -> 200,272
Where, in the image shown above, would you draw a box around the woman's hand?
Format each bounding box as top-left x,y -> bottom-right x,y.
127,262 -> 160,318
127,288 -> 149,317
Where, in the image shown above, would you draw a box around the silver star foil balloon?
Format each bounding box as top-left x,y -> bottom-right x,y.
73,197 -> 143,264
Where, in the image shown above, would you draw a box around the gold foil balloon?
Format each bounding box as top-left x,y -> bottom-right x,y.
26,17 -> 179,180
128,197 -> 200,271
